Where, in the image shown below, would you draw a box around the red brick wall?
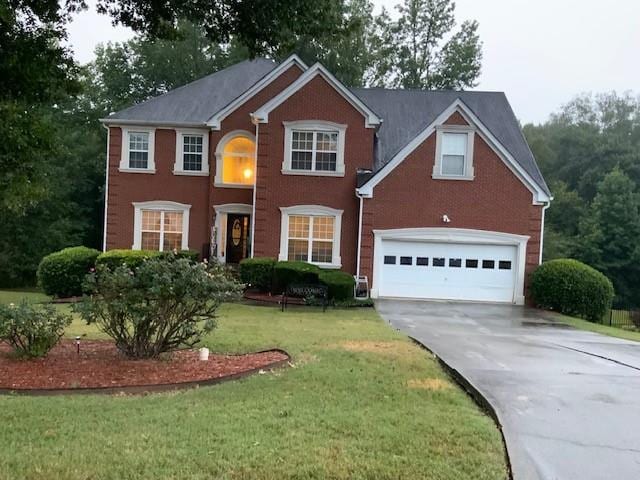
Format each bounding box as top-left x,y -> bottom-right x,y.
253,75 -> 375,273
105,65 -> 304,255
208,65 -> 304,215
359,121 -> 542,290
105,127 -> 210,253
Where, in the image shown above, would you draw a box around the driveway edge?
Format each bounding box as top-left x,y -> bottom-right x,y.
408,336 -> 514,480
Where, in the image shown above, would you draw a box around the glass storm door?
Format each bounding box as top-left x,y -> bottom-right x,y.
225,214 -> 250,263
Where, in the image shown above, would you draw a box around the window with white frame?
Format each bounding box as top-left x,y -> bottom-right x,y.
120,127 -> 156,173
129,132 -> 149,168
214,131 -> 256,187
132,201 -> 190,251
279,205 -> 342,267
283,121 -> 346,176
433,127 -> 475,180
174,130 -> 210,175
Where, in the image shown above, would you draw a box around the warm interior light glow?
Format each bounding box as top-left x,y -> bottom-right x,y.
221,136 -> 256,184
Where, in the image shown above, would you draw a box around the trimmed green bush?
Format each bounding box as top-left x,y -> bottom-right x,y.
162,249 -> 200,263
239,257 -> 277,291
0,301 -> 72,358
96,249 -> 162,271
272,261 -> 320,294
96,249 -> 200,271
530,259 -> 614,322
37,246 -> 101,297
319,270 -> 355,301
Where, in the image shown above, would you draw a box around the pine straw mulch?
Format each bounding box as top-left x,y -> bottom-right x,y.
0,340 -> 289,394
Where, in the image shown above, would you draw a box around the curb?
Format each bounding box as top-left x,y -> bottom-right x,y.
408,336 -> 514,480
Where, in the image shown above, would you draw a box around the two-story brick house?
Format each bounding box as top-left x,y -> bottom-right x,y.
101,55 -> 551,304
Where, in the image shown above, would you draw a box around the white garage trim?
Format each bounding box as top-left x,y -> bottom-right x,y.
371,228 -> 529,304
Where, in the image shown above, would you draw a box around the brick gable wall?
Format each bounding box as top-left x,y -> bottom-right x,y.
359,115 -> 542,292
252,75 -> 375,272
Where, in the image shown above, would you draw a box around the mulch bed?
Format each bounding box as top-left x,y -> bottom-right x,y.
0,340 -> 289,395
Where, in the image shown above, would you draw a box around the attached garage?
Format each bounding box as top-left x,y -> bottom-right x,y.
372,228 -> 529,304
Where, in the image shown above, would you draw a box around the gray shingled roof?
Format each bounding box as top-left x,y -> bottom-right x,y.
351,88 -> 550,195
104,58 -> 277,125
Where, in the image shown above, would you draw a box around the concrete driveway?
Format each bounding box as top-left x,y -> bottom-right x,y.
377,300 -> 640,480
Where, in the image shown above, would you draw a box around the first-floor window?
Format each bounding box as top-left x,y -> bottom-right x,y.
133,201 -> 190,251
141,210 -> 184,251
287,215 -> 335,263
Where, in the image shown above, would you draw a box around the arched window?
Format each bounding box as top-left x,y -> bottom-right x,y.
215,131 -> 256,187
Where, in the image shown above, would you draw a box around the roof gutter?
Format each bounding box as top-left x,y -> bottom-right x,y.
99,118 -> 208,128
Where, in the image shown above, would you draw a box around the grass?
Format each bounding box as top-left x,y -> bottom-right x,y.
0,290 -> 507,480
557,313 -> 640,343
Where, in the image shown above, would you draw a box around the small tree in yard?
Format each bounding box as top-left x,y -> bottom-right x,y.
74,257 -> 243,359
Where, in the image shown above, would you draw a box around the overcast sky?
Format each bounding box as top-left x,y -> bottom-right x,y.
65,0 -> 639,124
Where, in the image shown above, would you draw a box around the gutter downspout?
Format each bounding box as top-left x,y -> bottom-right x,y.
250,121 -> 259,258
102,125 -> 110,252
539,202 -> 551,264
355,191 -> 364,278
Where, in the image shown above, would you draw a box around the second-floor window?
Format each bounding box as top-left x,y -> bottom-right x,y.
183,135 -> 203,171
174,130 -> 209,175
283,121 -> 346,176
440,133 -> 467,176
291,130 -> 338,172
129,132 -> 149,168
120,127 -> 156,173
432,126 -> 475,180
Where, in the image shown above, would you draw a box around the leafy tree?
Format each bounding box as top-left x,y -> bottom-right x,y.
577,167 -> 640,306
93,0 -> 346,56
274,0 -> 377,87
369,0 -> 482,89
542,180 -> 586,260
0,0 -> 79,214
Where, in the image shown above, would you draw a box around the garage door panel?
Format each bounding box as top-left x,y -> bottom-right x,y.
379,240 -> 517,303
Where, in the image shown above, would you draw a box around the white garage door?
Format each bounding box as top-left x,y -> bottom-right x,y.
378,240 -> 518,302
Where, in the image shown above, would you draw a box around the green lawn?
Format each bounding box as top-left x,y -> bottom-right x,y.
557,313 -> 640,343
0,290 -> 507,480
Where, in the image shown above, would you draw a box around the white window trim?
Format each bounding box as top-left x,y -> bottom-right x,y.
213,203 -> 252,263
132,201 -> 191,250
279,205 -> 343,268
282,121 -> 346,177
119,127 -> 156,173
432,125 -> 475,180
173,128 -> 210,176
214,130 -> 256,189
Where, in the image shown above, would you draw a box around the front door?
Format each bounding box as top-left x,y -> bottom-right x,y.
226,214 -> 250,264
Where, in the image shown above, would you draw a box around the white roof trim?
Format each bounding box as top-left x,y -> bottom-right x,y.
252,63 -> 382,129
357,99 -> 550,204
206,54 -> 308,130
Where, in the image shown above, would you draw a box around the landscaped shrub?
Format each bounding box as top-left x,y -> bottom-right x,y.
74,257 -> 243,359
161,249 -> 200,263
530,259 -> 614,322
239,257 -> 277,291
95,249 -> 161,270
0,301 -> 72,358
37,246 -> 101,297
272,261 -> 321,294
319,270 -> 355,301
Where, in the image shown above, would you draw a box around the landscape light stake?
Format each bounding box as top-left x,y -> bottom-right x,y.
76,336 -> 81,355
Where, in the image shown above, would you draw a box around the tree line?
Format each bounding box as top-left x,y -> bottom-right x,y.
2,0 -> 638,308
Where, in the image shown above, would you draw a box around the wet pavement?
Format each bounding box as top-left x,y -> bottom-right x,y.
376,300 -> 640,480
